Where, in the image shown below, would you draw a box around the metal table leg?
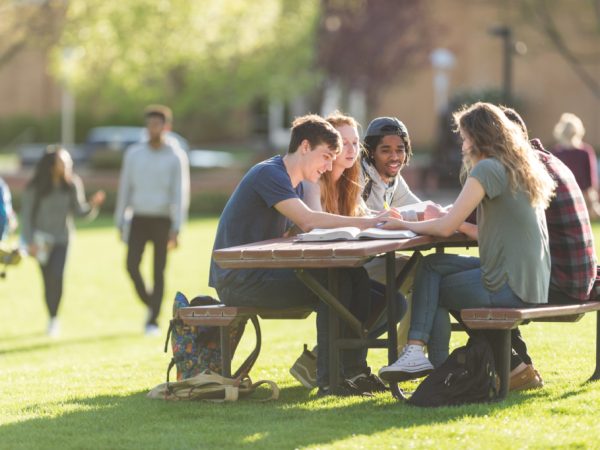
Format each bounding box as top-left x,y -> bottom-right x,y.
220,326 -> 232,378
385,251 -> 405,399
327,269 -> 341,390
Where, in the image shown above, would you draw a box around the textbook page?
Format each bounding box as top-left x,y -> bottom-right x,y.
297,227 -> 416,242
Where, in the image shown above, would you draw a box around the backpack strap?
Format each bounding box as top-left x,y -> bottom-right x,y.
164,319 -> 182,383
166,358 -> 177,384
233,315 -> 261,379
245,379 -> 280,401
164,319 -> 179,353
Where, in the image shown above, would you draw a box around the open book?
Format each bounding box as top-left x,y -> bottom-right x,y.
297,227 -> 416,242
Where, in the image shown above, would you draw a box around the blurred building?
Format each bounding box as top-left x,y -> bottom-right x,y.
377,0 -> 599,152
0,48 -> 60,118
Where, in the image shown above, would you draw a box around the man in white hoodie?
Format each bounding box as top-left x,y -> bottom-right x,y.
360,117 -> 420,213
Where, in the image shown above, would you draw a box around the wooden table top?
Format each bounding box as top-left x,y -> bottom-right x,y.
213,233 -> 476,269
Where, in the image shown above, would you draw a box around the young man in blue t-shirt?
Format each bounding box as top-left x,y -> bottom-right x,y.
209,114 -> 388,396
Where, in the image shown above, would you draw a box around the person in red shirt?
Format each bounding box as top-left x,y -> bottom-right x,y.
552,112 -> 600,219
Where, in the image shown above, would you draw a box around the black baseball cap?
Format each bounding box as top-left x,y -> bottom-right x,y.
364,117 -> 408,138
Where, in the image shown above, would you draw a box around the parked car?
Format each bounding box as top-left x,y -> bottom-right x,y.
84,126 -> 189,168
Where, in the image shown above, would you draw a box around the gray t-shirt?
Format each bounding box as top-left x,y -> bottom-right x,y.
20,175 -> 96,246
470,158 -> 550,304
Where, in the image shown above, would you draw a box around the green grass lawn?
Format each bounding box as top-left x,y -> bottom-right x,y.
2,217 -> 600,449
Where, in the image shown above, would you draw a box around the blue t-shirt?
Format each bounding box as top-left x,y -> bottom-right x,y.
209,156 -> 303,289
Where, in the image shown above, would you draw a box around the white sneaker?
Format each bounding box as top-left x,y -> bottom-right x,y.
378,344 -> 434,382
144,324 -> 161,337
47,317 -> 60,338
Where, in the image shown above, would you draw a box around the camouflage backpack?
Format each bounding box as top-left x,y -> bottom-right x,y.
163,292 -> 261,382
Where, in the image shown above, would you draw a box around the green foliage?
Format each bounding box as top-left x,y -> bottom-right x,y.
1,218 -> 600,448
53,0 -> 321,140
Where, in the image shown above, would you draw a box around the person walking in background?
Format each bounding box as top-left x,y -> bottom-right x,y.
20,146 -> 105,337
114,105 -> 190,336
552,112 -> 600,219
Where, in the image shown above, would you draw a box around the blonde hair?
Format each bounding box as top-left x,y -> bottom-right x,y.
453,102 -> 555,208
320,111 -> 363,216
553,112 -> 585,147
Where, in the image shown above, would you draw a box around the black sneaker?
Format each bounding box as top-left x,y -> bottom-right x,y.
349,372 -> 388,393
317,379 -> 374,398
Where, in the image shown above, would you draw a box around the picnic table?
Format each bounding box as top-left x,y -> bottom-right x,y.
213,233 -> 476,397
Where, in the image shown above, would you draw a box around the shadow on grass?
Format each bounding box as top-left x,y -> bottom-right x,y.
0,384 -> 521,449
555,378 -> 600,401
0,332 -> 141,356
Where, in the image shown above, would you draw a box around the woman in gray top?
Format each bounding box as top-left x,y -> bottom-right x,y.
378,102 -> 556,382
21,146 -> 105,337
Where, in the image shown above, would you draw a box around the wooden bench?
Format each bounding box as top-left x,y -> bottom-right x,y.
177,305 -> 313,377
460,301 -> 600,399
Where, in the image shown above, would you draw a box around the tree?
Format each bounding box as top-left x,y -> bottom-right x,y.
316,0 -> 437,114
519,0 -> 600,100
53,0 -> 321,139
0,0 -> 66,67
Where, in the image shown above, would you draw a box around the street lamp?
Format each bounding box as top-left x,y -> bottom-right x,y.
60,47 -> 80,148
430,48 -> 456,116
489,25 -> 514,104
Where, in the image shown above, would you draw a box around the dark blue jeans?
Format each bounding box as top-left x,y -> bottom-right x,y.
39,244 -> 68,318
367,280 -> 408,339
217,267 -> 373,387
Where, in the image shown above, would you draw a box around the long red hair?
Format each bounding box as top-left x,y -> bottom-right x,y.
320,111 -> 362,216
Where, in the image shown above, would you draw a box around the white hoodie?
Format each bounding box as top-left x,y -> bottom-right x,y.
359,158 -> 420,212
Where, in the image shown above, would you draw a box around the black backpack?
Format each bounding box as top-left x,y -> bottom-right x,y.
408,336 -> 499,407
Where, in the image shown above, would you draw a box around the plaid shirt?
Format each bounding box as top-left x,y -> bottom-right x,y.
533,139 -> 597,301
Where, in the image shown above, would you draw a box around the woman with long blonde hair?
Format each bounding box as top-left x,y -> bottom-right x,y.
379,102 -> 555,382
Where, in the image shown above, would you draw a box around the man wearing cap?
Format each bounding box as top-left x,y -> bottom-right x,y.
360,117 -> 421,214
359,117 -> 425,353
